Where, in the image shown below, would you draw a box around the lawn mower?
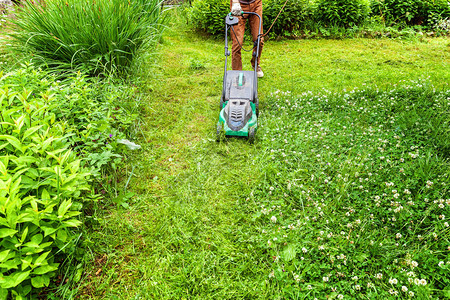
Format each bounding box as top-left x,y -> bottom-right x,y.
216,11 -> 262,143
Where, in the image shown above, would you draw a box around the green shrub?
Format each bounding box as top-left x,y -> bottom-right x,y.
11,0 -> 164,76
371,0 -> 450,27
315,0 -> 370,27
264,0 -> 313,36
0,64 -> 140,297
189,0 -> 314,37
188,0 -> 229,36
0,66 -> 92,298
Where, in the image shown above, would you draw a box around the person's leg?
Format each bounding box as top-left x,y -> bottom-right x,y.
249,0 -> 264,69
231,15 -> 247,70
231,1 -> 251,70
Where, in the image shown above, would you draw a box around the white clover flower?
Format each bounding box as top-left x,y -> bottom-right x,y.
411,261 -> 418,268
396,233 -> 402,239
302,247 -> 308,253
323,276 -> 329,282
389,289 -> 398,296
270,216 -> 277,223
401,286 -> 408,292
389,278 -> 398,285
419,279 -> 427,286
375,273 -> 383,279
337,294 -> 344,300
409,291 -> 414,297
407,271 -> 416,277
439,261 -> 445,268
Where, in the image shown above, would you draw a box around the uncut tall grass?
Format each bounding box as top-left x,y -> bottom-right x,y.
11,0 -> 164,75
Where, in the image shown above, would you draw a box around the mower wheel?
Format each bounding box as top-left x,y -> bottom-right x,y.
248,127 -> 255,144
216,123 -> 225,142
254,98 -> 259,116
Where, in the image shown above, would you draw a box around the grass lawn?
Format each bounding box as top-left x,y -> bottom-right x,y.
77,10 -> 450,299
1,8 -> 447,299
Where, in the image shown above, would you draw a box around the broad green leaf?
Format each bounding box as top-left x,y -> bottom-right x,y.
9,176 -> 22,195
20,227 -> 28,243
41,137 -> 55,152
63,219 -> 82,227
0,228 -> 18,238
0,258 -> 20,269
1,270 -> 30,288
34,251 -> 50,266
13,270 -> 31,287
42,226 -> 58,237
21,125 -> 43,141
13,115 -> 26,133
56,229 -> 68,242
0,161 -> 6,176
30,199 -> 38,212
21,256 -> 32,271
31,276 -> 46,288
282,244 -> 297,262
356,253 -> 369,262
58,200 -> 72,218
41,188 -> 50,201
0,250 -> 10,263
32,264 -> 58,275
0,135 -> 23,154
30,234 -> 43,245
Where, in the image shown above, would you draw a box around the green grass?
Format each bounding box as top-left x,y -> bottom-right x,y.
74,9 -> 450,299
1,8 -> 447,299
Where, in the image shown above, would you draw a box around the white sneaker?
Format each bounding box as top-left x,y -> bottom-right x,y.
257,66 -> 264,78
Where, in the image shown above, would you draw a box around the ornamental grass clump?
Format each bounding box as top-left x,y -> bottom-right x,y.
11,0 -> 164,76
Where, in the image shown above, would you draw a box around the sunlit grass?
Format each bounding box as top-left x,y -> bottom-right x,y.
76,9 -> 450,299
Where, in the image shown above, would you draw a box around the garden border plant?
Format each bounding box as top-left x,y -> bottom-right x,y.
187,0 -> 450,38
10,0 -> 165,76
0,64 -> 143,298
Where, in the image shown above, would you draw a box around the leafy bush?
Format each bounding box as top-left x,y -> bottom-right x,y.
0,64 -> 140,297
0,66 -> 92,298
188,0 -> 229,36
371,0 -> 450,27
263,0 -> 313,36
11,0 -> 164,76
315,0 -> 370,27
189,0 -> 315,37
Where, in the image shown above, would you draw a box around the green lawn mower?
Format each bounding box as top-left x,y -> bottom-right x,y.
216,11 -> 262,143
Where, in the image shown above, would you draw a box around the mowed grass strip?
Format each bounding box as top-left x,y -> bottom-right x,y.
79,10 -> 449,299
